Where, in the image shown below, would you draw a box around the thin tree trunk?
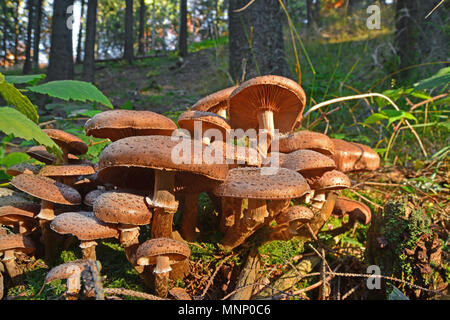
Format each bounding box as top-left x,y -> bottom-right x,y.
123,0 -> 134,63
306,0 -> 314,29
23,0 -> 34,74
1,2 -> 8,65
32,0 -> 43,70
75,0 -> 85,64
47,0 -> 74,81
138,0 -> 146,55
313,0 -> 321,28
14,1 -> 21,65
151,0 -> 156,50
82,0 -> 97,83
179,0 -> 188,57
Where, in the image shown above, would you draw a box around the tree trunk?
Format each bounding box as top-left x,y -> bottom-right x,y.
75,0 -> 85,64
23,0 -> 34,74
228,0 -> 290,82
14,1 -> 21,65
306,0 -> 314,29
1,2 -> 8,65
179,0 -> 188,57
123,0 -> 134,63
151,0 -> 156,50
47,0 -> 74,81
138,0 -> 147,55
313,0 -> 321,28
32,0 -> 43,70
82,0 -> 97,83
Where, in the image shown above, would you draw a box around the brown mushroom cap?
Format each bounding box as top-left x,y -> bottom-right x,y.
6,163 -> 40,176
84,110 -> 177,142
331,139 -> 380,172
309,170 -> 351,191
276,130 -> 335,156
177,110 -> 231,139
10,174 -> 81,205
228,75 -> 306,133
39,165 -> 95,178
0,234 -> 35,254
97,135 -> 228,184
93,192 -> 153,225
191,86 -> 238,114
208,140 -> 262,167
26,146 -> 80,165
332,197 -> 371,224
83,189 -> 109,207
43,129 -> 88,155
136,238 -> 190,266
50,211 -> 119,241
44,260 -> 88,283
0,205 -> 40,225
276,205 -> 314,225
213,167 -> 311,200
280,149 -> 336,177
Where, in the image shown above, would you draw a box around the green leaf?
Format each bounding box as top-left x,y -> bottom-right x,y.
0,107 -> 62,158
0,152 -> 30,168
414,67 -> 450,91
364,113 -> 388,124
400,185 -> 415,194
382,109 -> 417,127
0,73 -> 39,123
27,80 -> 113,109
4,74 -> 46,86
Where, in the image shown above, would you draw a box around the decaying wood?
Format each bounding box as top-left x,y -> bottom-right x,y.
230,248 -> 261,300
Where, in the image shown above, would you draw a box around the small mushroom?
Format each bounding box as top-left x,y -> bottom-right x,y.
331,138 -> 380,172
332,197 -> 371,225
26,145 -> 80,165
274,205 -> 315,236
50,211 -> 119,260
136,238 -> 190,298
84,109 -> 177,142
0,234 -> 35,285
308,170 -> 351,209
190,85 -> 238,118
6,163 -> 40,176
0,204 -> 40,234
39,164 -> 95,186
275,130 -> 335,156
43,129 -> 88,164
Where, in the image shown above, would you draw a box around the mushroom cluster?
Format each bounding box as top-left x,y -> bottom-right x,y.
0,75 -> 380,299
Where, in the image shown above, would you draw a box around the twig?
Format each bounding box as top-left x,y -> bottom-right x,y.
103,288 -> 166,300
341,282 -> 362,300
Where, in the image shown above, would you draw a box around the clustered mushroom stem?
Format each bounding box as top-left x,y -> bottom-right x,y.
154,255 -> 171,298
2,250 -> 22,283
246,199 -> 268,223
150,170 -> 178,239
80,241 -> 97,261
257,110 -> 275,157
219,197 -> 241,233
37,200 -> 58,265
311,192 -> 326,210
180,193 -> 199,241
119,226 -> 143,271
65,270 -> 82,300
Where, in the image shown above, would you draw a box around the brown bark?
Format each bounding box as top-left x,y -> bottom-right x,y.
138,0 -> 147,55
123,0 -> 134,63
75,0 -> 85,64
179,0 -> 188,57
82,0 -> 97,83
23,0 -> 34,74
32,0 -> 43,70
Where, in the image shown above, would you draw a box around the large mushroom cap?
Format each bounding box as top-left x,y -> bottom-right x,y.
43,129 -> 88,155
50,211 -> 119,241
97,135 -> 228,183
213,167 -> 311,200
208,140 -> 262,167
309,170 -> 351,191
191,85 -> 238,114
83,189 -> 109,207
10,174 -> 81,205
39,164 -> 95,178
331,139 -> 380,172
333,197 -> 371,225
136,238 -> 190,266
93,192 -> 153,225
276,205 -> 314,225
84,110 -> 177,142
6,163 -> 40,176
44,260 -> 89,283
280,149 -> 336,177
177,110 -> 231,139
276,130 -> 335,156
228,75 -> 306,133
0,234 -> 35,254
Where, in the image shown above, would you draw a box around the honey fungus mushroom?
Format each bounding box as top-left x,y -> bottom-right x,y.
136,238 -> 190,298
10,174 -> 82,264
50,211 -> 119,260
0,204 -> 40,234
270,205 -> 315,241
331,138 -> 380,172
97,135 -> 228,239
84,109 -> 177,141
276,130 -> 335,156
308,170 -> 351,210
39,164 -> 96,187
190,85 -> 238,118
6,163 -> 40,176
213,167 -> 311,250
0,234 -> 35,285
43,129 -> 88,164
333,197 -> 372,225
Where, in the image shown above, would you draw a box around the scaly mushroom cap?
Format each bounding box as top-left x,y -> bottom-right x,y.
43,129 -> 88,155
44,260 -> 89,283
280,149 -> 336,176
0,234 -> 35,254
208,140 -> 262,167
177,110 -> 231,139
97,135 -> 228,184
84,110 -> 177,142
175,173 -> 223,194
39,165 -> 95,178
136,238 -> 190,266
6,163 -> 40,176
93,192 -> 153,225
213,167 -> 311,200
50,211 -> 119,241
191,85 -> 238,114
309,170 -> 351,191
276,130 -> 335,156
26,146 -> 80,165
83,189 -> 109,207
331,139 -> 380,172
276,205 -> 314,225
0,205 -> 40,225
10,174 -> 81,205
332,197 -> 371,225
228,75 -> 306,133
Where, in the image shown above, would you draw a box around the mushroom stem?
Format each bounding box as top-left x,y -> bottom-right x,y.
80,241 -> 97,260
149,170 -> 178,239
217,109 -> 227,119
180,193 -> 199,241
257,110 -> 275,157
66,270 -> 82,300
37,200 -> 55,221
311,192 -> 326,210
202,136 -> 211,145
119,225 -> 143,270
37,201 -> 59,265
153,255 -> 171,298
219,197 -> 242,234
2,250 -> 22,284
